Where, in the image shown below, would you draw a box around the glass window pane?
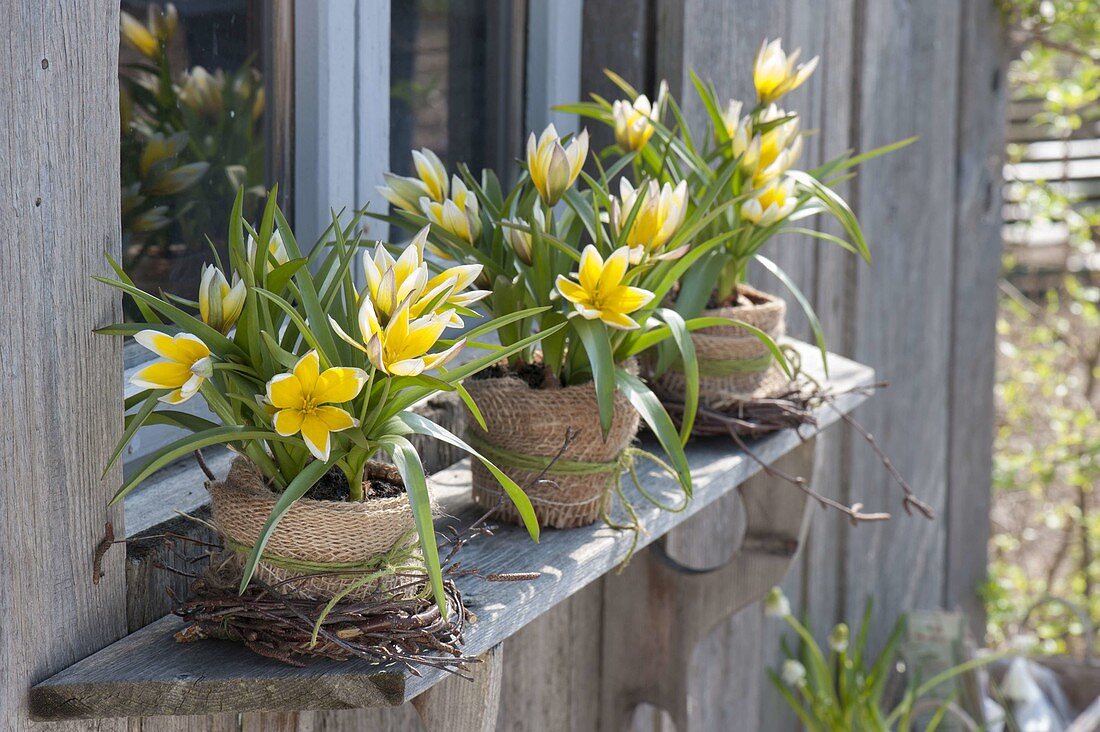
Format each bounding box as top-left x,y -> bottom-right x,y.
389,0 -> 525,181
118,1 -> 287,317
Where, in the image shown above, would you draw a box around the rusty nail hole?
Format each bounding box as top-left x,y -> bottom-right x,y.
41,58 -> 48,69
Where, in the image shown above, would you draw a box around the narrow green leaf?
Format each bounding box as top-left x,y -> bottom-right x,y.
379,435 -> 447,614
454,381 -> 487,431
105,392 -> 161,477
571,318 -> 617,438
657,309 -> 698,443
614,369 -> 693,497
104,253 -> 162,324
113,427 -> 294,504
396,412 -> 541,541
756,254 -> 826,372
238,457 -> 336,592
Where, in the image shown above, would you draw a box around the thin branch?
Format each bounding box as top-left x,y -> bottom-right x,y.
726,429 -> 891,525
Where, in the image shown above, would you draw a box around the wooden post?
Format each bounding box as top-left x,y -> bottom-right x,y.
412,644 -> 504,732
600,440 -> 816,731
0,2 -> 127,729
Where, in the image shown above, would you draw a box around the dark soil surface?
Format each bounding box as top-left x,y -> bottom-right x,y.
303,466 -> 406,502
471,359 -> 555,389
707,292 -> 756,309
364,476 -> 405,499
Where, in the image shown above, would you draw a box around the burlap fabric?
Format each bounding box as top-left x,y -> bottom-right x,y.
648,284 -> 790,406
464,365 -> 641,529
207,457 -> 419,600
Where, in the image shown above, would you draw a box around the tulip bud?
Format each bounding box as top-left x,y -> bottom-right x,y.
198,265 -> 246,334
503,217 -> 532,266
120,11 -> 159,59
247,230 -> 290,271
526,125 -> 588,206
613,178 -> 688,262
139,132 -> 187,177
612,92 -> 659,152
179,67 -> 225,119
422,177 -> 482,244
412,148 -> 449,203
129,206 -> 171,234
741,177 -> 796,227
753,38 -> 819,105
828,623 -> 850,653
720,99 -> 744,138
149,3 -> 179,43
764,587 -> 791,618
378,173 -> 430,214
146,162 -> 209,196
780,660 -> 807,687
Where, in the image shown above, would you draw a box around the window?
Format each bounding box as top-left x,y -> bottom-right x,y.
390,0 -> 527,180
120,0 -> 580,472
118,1 -> 292,333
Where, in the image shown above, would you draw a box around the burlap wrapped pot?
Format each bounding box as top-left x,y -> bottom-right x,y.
207,457 -> 420,600
648,284 -> 789,407
463,363 -> 641,529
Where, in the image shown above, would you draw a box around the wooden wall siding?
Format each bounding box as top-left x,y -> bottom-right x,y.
946,0 -> 1008,639
641,0 -> 1004,728
0,2 -> 128,730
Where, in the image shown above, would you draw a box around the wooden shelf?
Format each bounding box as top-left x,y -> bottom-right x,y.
30,342 -> 873,721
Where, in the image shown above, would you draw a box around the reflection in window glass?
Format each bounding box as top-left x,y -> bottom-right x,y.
390,0 -> 525,181
119,1 -> 275,316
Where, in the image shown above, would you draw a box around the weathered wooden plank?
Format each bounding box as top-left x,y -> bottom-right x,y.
31,343 -> 874,721
411,645 -> 504,732
944,0 -> 1006,639
494,584 -> 604,731
0,2 -> 128,730
581,0 -> 652,153
842,0 -> 961,651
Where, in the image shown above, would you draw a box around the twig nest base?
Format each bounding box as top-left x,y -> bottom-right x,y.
207,457 -> 420,600
464,359 -> 641,528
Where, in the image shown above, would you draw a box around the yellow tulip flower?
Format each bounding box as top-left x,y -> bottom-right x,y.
753,38 -> 818,104
120,11 -> 159,59
612,83 -> 665,152
179,67 -> 225,119
377,172 -> 430,213
198,264 -> 247,334
247,230 -> 290,271
611,178 -> 689,263
526,124 -> 589,206
266,351 -> 368,461
130,331 -> 213,405
752,109 -> 802,184
503,206 -> 545,267
334,295 -> 464,377
362,227 -> 488,327
555,246 -> 655,330
411,149 -> 449,203
741,177 -> 797,226
421,176 -> 482,244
